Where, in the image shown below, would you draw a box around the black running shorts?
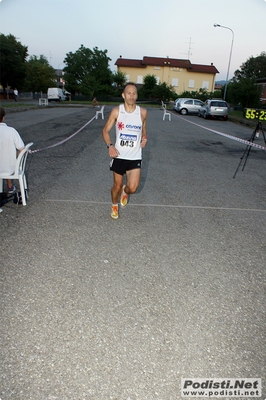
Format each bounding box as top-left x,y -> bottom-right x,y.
110,158 -> 142,175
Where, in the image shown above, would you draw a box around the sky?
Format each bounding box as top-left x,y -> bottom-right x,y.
0,0 -> 265,81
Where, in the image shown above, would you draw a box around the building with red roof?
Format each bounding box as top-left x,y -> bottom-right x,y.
115,56 -> 219,94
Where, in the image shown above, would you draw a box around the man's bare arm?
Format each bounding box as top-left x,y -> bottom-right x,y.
141,108 -> 148,148
102,107 -> 120,157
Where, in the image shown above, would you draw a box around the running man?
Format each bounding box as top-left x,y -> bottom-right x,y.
102,82 -> 148,219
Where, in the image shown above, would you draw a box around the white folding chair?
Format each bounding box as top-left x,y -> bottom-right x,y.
95,105 -> 105,120
0,142 -> 33,206
163,107 -> 171,121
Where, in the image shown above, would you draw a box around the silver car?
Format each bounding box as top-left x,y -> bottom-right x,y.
172,98 -> 185,110
198,99 -> 229,120
173,98 -> 205,115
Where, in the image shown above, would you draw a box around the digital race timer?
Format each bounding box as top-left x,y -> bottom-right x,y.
245,108 -> 266,121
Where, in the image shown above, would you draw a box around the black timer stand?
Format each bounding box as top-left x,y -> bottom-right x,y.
233,120 -> 266,178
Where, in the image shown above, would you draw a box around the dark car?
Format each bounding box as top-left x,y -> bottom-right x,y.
198,99 -> 229,120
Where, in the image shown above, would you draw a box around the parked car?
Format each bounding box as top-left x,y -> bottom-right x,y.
173,98 -> 205,115
172,98 -> 185,110
198,99 -> 229,120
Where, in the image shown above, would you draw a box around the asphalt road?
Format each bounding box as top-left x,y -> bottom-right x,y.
1,105 -> 265,400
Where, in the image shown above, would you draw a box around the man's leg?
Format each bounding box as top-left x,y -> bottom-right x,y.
125,168 -> 141,194
111,172 -> 124,204
110,172 -> 123,219
120,168 -> 141,207
7,179 -> 16,193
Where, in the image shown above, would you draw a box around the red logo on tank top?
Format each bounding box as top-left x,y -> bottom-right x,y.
117,122 -> 124,130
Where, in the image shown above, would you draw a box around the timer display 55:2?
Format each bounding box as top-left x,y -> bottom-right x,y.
245,108 -> 266,121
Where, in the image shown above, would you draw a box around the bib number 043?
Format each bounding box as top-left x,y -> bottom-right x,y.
120,140 -> 134,147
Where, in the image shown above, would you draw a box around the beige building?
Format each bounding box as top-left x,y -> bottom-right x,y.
115,56 -> 219,95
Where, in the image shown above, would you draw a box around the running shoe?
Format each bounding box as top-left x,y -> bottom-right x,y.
120,185 -> 128,207
110,204 -> 119,219
8,185 -> 16,194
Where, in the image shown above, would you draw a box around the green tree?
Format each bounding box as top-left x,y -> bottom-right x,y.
233,52 -> 266,81
112,71 -> 127,97
0,33 -> 28,90
138,75 -> 176,100
139,75 -> 157,98
112,70 -> 126,87
152,82 -> 176,101
63,45 -> 112,96
23,55 -> 56,92
226,52 -> 266,107
112,70 -> 127,94
226,78 -> 261,108
178,88 -> 221,102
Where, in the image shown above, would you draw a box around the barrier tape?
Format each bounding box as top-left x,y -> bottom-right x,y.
29,115 -> 96,154
177,115 -> 266,151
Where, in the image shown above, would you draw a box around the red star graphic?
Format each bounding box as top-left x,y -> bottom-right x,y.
117,122 -> 124,130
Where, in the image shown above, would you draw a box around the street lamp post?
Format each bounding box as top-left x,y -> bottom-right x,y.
214,23 -> 234,101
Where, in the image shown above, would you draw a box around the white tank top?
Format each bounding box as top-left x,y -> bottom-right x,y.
115,104 -> 143,160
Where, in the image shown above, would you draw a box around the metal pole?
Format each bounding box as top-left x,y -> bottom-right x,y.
214,24 -> 234,101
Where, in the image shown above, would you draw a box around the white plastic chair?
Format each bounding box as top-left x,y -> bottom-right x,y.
39,98 -> 48,106
163,107 -> 171,121
0,142 -> 33,206
95,105 -> 105,120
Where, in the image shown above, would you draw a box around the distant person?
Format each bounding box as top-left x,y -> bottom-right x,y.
102,82 -> 148,219
0,107 -> 24,193
13,88 -> 18,102
92,97 -> 98,107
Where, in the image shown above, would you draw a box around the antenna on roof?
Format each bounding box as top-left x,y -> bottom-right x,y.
180,37 -> 193,60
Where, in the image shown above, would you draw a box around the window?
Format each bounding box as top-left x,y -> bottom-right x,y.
202,81 -> 209,89
188,80 -> 194,88
156,76 -> 160,84
172,78 -> 178,87
195,100 -> 203,106
154,66 -> 161,70
137,75 -> 143,84
211,101 -> 227,107
126,75 -> 130,82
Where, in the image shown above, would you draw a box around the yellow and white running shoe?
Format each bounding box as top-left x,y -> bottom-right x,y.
111,204 -> 119,219
120,185 -> 128,207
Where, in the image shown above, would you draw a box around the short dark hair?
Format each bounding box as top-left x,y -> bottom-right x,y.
0,107 -> 5,121
123,82 -> 138,92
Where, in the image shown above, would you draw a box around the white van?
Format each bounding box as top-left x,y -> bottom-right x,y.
47,88 -> 66,102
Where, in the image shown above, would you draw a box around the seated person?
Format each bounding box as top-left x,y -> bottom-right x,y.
92,97 -> 99,107
0,107 -> 25,193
